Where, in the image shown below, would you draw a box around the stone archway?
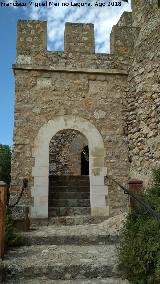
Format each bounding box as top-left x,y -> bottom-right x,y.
31,115 -> 109,218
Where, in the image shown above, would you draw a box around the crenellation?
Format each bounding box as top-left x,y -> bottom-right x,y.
110,11 -> 140,56
16,20 -> 47,56
16,20 -> 129,71
117,11 -> 133,27
64,22 -> 95,54
110,26 -> 140,55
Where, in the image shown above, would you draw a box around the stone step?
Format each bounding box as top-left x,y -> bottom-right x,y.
49,186 -> 90,193
6,277 -> 130,283
49,176 -> 90,186
48,207 -> 91,216
3,244 -> 122,282
49,176 -> 90,181
22,231 -> 118,247
31,215 -> 109,226
23,234 -> 118,246
49,199 -> 90,207
22,221 -> 119,246
49,192 -> 90,199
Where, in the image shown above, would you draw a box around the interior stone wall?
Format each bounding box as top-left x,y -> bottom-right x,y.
49,129 -> 87,176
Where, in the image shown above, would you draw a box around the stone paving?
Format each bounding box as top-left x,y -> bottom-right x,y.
2,214 -> 129,284
7,278 -> 129,284
23,213 -> 125,246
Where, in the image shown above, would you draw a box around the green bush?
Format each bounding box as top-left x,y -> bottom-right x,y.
5,208 -> 23,249
118,168 -> 160,284
0,144 -> 11,187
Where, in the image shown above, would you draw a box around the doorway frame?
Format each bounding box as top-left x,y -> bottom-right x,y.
31,115 -> 109,218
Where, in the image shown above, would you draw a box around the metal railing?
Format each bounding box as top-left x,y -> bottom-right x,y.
106,174 -> 160,221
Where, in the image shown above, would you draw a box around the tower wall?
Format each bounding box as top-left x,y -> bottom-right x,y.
131,0 -> 159,26
126,2 -> 160,185
11,20 -> 130,217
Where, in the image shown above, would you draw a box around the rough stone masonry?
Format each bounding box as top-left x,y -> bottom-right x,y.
10,0 -> 160,220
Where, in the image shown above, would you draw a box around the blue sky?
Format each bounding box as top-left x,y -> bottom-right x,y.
0,0 -> 131,146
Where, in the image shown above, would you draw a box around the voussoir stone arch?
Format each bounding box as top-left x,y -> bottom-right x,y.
31,115 -> 109,218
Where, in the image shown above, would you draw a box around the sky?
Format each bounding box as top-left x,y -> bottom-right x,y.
0,0 -> 131,146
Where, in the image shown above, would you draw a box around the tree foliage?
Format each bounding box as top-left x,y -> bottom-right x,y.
119,167 -> 160,284
0,144 -> 11,186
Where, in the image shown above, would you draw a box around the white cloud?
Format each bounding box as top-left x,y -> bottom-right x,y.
28,0 -> 131,53
5,0 -> 19,9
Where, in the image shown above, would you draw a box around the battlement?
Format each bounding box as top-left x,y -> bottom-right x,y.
110,11 -> 140,56
15,19 -> 135,72
15,2 -> 160,68
16,20 -> 47,55
16,18 -> 136,57
64,22 -> 95,54
16,20 -> 95,56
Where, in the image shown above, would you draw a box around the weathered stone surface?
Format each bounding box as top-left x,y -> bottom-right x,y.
49,130 -> 87,176
11,1 -> 160,218
6,278 -> 129,284
23,213 -> 125,245
125,3 -> 160,186
3,214 -> 128,283
11,21 -> 130,217
31,215 -> 109,226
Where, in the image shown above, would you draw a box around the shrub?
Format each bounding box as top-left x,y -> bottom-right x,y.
0,144 -> 11,187
118,167 -> 160,284
5,208 -> 23,249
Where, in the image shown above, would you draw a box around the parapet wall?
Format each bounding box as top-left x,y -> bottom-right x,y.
16,20 -> 132,72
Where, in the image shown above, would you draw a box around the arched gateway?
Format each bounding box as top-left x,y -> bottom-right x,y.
31,115 -> 108,218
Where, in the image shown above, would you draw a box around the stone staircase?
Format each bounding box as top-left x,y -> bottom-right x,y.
2,214 -> 129,283
48,176 -> 91,217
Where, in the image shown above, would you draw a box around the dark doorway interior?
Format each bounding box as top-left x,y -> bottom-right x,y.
81,145 -> 89,175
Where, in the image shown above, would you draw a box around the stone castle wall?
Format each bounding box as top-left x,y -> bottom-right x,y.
11,19 -> 131,215
126,3 -> 160,185
109,0 -> 160,186
11,1 -> 160,217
